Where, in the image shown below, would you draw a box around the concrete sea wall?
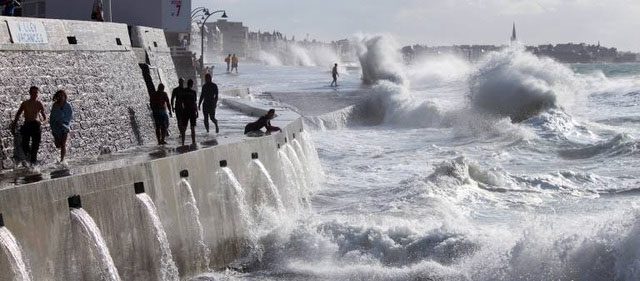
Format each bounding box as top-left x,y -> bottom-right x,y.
0,113 -> 312,280
0,17 -> 178,169
0,17 -> 322,280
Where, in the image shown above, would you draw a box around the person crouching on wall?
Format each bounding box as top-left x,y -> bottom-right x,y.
244,109 -> 281,137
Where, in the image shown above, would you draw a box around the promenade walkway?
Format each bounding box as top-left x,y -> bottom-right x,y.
0,94 -> 299,188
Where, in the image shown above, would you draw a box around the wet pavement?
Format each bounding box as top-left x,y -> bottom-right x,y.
0,99 -> 299,189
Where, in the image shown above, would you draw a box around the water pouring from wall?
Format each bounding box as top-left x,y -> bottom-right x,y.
214,164 -> 256,264
176,171 -> 210,273
69,206 -> 122,281
277,149 -> 307,212
249,157 -> 285,219
299,131 -> 325,187
292,138 -> 319,191
0,216 -> 31,281
284,143 -> 310,197
134,190 -> 180,281
218,165 -> 254,235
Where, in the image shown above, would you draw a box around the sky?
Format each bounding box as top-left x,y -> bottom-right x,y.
193,0 -> 640,51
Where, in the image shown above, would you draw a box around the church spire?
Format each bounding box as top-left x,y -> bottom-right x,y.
511,22 -> 517,43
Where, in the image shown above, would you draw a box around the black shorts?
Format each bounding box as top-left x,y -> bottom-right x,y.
203,106 -> 216,115
177,112 -> 197,129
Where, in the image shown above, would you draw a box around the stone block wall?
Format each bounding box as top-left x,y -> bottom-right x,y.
0,17 -> 169,169
129,26 -> 179,90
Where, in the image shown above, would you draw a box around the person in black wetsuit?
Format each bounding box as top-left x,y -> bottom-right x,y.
176,79 -> 198,146
198,73 -> 219,133
244,109 -> 281,136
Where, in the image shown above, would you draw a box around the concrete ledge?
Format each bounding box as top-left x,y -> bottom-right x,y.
222,98 -> 269,117
221,88 -> 251,99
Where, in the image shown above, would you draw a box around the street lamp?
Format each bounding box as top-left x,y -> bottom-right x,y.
190,7 -> 208,18
198,9 -> 228,73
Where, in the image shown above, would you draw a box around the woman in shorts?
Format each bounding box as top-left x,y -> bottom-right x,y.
50,90 -> 73,163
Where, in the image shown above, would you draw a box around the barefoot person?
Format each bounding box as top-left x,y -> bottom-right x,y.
244,109 -> 281,137
330,63 -> 339,87
176,79 -> 198,146
49,90 -> 73,164
150,83 -> 172,145
198,73 -> 219,133
11,86 -> 46,166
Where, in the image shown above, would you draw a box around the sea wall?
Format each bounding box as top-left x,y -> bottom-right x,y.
0,17 -> 176,169
0,109 -> 313,279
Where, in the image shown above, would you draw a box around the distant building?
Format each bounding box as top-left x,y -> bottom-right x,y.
209,19 -> 248,57
510,22 -> 517,43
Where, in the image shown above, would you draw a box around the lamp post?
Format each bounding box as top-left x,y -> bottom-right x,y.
197,9 -> 227,73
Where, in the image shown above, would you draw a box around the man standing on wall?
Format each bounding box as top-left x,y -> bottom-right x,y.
11,86 -> 47,167
198,73 -> 219,134
176,79 -> 198,146
90,0 -> 104,21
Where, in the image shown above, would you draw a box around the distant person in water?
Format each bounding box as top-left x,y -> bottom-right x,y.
11,86 -> 46,166
198,73 -> 219,133
176,79 -> 198,146
244,109 -> 281,137
330,63 -> 339,87
50,90 -> 73,164
150,83 -> 172,145
231,54 -> 239,73
225,54 -> 232,72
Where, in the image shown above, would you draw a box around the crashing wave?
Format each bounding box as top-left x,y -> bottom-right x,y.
469,45 -> 580,122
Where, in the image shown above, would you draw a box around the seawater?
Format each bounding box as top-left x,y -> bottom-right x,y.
206,36 -> 640,281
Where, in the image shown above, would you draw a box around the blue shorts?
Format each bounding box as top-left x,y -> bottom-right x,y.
50,123 -> 69,142
153,111 -> 169,129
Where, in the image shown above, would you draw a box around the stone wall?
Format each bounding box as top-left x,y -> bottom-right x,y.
129,26 -> 179,90
0,17 -> 177,169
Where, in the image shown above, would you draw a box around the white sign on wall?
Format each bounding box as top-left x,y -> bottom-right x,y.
6,20 -> 48,44
162,0 -> 191,33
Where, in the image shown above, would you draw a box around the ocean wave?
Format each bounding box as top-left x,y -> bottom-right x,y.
221,207 -> 640,281
258,43 -> 342,69
559,133 -> 640,159
469,45 -> 581,122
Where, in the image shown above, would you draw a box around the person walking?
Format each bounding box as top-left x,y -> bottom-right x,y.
198,73 -> 219,133
150,83 -> 172,145
330,63 -> 339,87
176,79 -> 198,146
49,90 -> 73,164
224,54 -> 232,72
231,54 -> 239,73
171,78 -> 185,115
11,86 -> 46,167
